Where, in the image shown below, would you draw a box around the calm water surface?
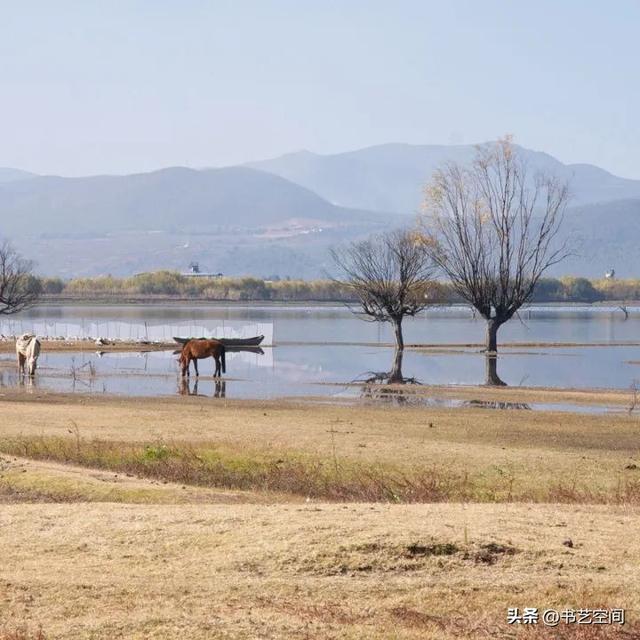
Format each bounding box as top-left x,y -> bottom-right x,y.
4,302 -> 640,344
1,304 -> 640,398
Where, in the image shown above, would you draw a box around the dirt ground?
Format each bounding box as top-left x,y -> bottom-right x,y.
0,390 -> 639,638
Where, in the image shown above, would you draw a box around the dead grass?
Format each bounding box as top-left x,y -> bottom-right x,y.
0,391 -> 639,504
0,391 -> 638,465
0,627 -> 46,640
1,392 -> 639,637
0,502 -> 638,639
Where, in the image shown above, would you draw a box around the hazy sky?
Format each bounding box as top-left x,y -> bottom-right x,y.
1,1 -> 639,178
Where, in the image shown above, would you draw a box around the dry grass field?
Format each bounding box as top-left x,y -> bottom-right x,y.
0,388 -> 639,639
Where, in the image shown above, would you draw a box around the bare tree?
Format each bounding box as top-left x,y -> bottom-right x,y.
421,137 -> 569,384
330,229 -> 435,357
0,241 -> 40,315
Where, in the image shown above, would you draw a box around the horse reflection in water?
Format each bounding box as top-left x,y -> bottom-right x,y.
178,378 -> 226,398
0,369 -> 38,393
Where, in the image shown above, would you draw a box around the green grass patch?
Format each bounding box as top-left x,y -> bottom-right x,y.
1,435 -> 639,504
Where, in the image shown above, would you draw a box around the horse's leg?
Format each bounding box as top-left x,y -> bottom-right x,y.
194,358 -> 199,377
213,354 -> 220,378
18,353 -> 25,376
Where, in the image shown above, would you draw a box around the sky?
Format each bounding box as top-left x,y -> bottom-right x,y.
1,0 -> 639,178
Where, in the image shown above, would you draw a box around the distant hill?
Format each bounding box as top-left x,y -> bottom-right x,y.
0,165 -> 396,277
0,167 -> 37,183
0,166 -> 389,237
556,198 -> 640,277
248,143 -> 640,214
2,145 -> 640,278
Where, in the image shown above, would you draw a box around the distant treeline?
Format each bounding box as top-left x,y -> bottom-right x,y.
32,272 -> 640,303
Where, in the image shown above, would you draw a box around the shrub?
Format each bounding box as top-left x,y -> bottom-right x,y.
560,277 -> 601,302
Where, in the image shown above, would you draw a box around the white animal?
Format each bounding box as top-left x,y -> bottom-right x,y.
16,334 -> 41,376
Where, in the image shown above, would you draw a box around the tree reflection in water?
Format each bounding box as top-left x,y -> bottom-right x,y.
485,354 -> 507,386
356,347 -> 531,407
462,399 -> 531,410
358,349 -> 422,405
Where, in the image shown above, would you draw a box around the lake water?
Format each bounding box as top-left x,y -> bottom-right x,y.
4,303 -> 640,345
1,304 -> 640,399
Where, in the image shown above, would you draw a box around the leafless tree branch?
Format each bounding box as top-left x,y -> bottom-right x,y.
330,229 -> 435,349
420,137 -> 570,382
0,240 -> 40,315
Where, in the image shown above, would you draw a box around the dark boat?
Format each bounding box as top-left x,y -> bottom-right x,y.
172,345 -> 263,356
173,335 -> 264,347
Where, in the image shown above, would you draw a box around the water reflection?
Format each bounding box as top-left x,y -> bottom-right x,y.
11,303 -> 640,347
358,349 -> 419,386
358,348 -> 424,404
462,399 -> 531,410
485,355 -> 506,386
178,378 -> 226,398
361,385 -> 420,405
3,338 -> 640,397
0,369 -> 38,393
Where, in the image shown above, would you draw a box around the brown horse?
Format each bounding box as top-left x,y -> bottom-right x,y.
179,339 -> 226,378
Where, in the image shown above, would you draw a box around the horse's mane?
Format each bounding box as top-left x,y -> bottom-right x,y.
16,334 -> 37,351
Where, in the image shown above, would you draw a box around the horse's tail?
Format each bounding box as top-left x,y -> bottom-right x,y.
220,344 -> 226,374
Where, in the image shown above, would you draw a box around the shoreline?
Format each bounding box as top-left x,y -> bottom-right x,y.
0,380 -> 635,409
23,296 -> 640,306
3,338 -> 640,353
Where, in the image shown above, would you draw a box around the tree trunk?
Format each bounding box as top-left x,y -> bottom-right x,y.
388,348 -> 404,383
392,317 -> 404,350
485,318 -> 500,353
485,354 -> 506,386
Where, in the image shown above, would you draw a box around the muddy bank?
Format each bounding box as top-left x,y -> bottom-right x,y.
0,339 -> 176,353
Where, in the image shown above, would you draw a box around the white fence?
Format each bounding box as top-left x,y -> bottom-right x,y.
0,319 -> 273,346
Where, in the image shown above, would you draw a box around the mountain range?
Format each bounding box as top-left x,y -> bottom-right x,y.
0,166 -> 385,237
248,143 -> 640,213
1,142 -> 639,278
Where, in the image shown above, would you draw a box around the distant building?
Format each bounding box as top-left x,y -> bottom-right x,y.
183,262 -> 223,278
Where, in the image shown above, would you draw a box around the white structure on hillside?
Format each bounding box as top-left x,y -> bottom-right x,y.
183,262 -> 223,278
